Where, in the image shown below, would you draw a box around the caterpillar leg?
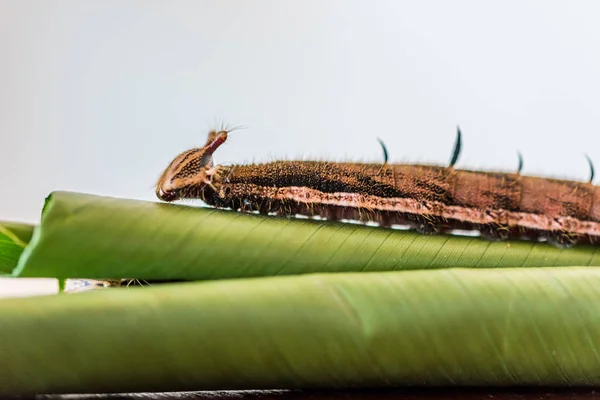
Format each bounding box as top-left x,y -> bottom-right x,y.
546,231 -> 579,249
413,215 -> 441,235
480,224 -> 511,241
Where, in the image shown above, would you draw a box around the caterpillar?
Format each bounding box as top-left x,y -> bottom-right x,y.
155,128 -> 600,248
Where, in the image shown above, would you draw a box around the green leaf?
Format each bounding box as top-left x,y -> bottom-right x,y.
2,267 -> 600,395
14,191 -> 600,280
0,221 -> 35,275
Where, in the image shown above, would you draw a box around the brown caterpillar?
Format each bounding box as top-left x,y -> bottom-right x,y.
155,128 -> 600,248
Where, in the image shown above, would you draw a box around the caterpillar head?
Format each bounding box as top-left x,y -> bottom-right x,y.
155,130 -> 228,202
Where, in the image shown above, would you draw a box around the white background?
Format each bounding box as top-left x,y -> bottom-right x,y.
1,1 -> 600,224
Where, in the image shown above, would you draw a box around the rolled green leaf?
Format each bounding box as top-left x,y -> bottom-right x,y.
14,191 -> 600,280
2,267 -> 600,395
0,221 -> 35,275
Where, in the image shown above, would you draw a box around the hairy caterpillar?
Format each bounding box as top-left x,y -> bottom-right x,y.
155,128 -> 600,248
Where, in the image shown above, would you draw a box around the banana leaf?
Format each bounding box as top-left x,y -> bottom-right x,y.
0,221 -> 35,275
14,191 -> 600,280
2,267 -> 600,396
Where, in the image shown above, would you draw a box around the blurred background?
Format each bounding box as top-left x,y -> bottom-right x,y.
1,0 -> 600,225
